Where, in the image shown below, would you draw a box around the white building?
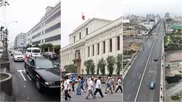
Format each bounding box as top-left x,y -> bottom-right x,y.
14,33 -> 26,49
26,1 -> 61,50
61,17 -> 123,75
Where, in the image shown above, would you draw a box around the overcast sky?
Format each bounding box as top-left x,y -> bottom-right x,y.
61,0 -> 123,47
123,0 -> 182,17
0,0 -> 59,47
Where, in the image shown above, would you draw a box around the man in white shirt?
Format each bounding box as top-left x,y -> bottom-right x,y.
64,76 -> 71,101
94,77 -> 104,97
86,78 -> 95,99
115,77 -> 122,93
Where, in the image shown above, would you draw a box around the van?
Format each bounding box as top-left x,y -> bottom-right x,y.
25,47 -> 41,57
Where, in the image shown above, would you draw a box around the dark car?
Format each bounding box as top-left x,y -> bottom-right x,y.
24,57 -> 60,92
149,81 -> 155,89
154,58 -> 158,61
43,52 -> 58,60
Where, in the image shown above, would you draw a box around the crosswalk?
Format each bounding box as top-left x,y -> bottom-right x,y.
17,69 -> 32,81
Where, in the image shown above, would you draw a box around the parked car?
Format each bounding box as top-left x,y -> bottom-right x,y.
24,56 -> 60,92
43,52 -> 59,60
13,51 -> 24,62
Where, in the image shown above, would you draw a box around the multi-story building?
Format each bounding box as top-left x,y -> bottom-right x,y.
14,33 -> 26,50
61,17 -> 123,75
26,1 -> 61,53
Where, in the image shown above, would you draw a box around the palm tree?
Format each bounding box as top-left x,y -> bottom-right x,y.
106,56 -> 116,76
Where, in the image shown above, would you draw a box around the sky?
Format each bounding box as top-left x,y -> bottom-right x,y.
61,0 -> 123,47
123,0 -> 182,17
0,0 -> 60,47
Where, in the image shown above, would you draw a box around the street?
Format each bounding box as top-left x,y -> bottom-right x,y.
61,84 -> 123,102
123,20 -> 165,102
10,55 -> 60,101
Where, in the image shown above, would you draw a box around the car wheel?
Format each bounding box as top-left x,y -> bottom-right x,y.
35,79 -> 42,92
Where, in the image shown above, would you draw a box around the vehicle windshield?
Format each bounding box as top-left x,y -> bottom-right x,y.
49,52 -> 56,54
15,52 -> 23,55
35,60 -> 54,69
32,49 -> 40,53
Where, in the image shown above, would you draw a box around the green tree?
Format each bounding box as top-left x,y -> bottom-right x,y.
84,59 -> 94,75
26,43 -> 32,48
116,54 -> 122,75
106,56 -> 116,76
64,64 -> 77,73
98,58 -> 106,76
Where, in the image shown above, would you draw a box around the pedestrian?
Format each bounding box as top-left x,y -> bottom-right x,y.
76,76 -> 81,95
85,77 -> 89,93
64,76 -> 71,101
86,78 -> 95,99
71,77 -> 75,91
115,77 -> 122,93
94,77 -> 104,97
80,77 -> 85,92
105,77 -> 112,94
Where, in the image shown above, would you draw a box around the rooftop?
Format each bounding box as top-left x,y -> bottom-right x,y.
166,51 -> 182,62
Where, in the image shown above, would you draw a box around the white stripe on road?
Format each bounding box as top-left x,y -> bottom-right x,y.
27,75 -> 31,80
18,70 -> 27,81
133,82 -> 135,86
127,94 -> 131,100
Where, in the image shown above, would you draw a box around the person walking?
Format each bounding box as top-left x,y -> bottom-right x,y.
76,76 -> 81,95
64,76 -> 71,101
86,78 -> 95,99
94,77 -> 104,97
115,77 -> 122,93
80,77 -> 85,92
71,77 -> 75,91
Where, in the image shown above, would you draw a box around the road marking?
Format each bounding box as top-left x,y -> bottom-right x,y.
134,39 -> 156,102
27,75 -> 31,80
18,70 -> 27,81
127,94 -> 131,100
133,82 -> 135,86
138,74 -> 141,79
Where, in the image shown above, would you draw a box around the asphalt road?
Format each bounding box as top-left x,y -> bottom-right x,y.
61,84 -> 123,102
123,20 -> 165,102
10,55 -> 60,101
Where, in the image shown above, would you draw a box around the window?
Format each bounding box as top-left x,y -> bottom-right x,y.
79,32 -> 81,39
32,40 -> 41,45
35,60 -> 54,69
92,45 -> 94,56
45,22 -> 61,34
103,41 -> 105,54
117,36 -> 120,50
97,43 -> 99,55
88,46 -> 90,57
45,34 -> 61,42
86,28 -> 88,35
74,36 -> 76,42
32,25 -> 41,33
110,39 -> 112,52
45,10 -> 61,24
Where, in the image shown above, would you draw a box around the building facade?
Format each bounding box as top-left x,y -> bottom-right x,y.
14,33 -> 26,50
61,17 -> 123,75
26,1 -> 61,52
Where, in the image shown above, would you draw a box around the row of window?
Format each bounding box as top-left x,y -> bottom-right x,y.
45,10 -> 61,24
88,36 -> 120,57
32,25 -> 41,33
32,40 -> 41,45
45,22 -> 61,34
45,34 -> 61,42
32,33 -> 41,39
73,28 -> 88,42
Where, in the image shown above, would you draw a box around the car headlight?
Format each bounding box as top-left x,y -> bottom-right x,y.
45,81 -> 53,85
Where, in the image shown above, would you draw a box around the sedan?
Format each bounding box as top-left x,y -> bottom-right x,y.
149,81 -> 155,89
24,57 -> 60,92
13,51 -> 24,62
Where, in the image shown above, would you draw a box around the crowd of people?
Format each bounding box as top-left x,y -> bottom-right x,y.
61,75 -> 123,101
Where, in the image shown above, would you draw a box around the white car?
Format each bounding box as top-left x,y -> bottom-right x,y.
26,47 -> 41,57
13,51 -> 24,62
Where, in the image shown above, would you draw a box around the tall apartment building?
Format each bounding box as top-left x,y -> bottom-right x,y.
14,33 -> 26,50
61,17 -> 123,75
26,1 -> 61,52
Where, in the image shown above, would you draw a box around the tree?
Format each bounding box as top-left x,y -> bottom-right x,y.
98,58 -> 106,76
106,56 -> 116,76
64,64 -> 77,73
116,54 -> 122,75
26,43 -> 32,48
84,59 -> 95,75
33,44 -> 39,47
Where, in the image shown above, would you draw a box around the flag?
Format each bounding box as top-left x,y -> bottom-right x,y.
82,13 -> 85,20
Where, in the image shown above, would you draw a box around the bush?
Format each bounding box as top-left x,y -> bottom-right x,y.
171,95 -> 180,100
